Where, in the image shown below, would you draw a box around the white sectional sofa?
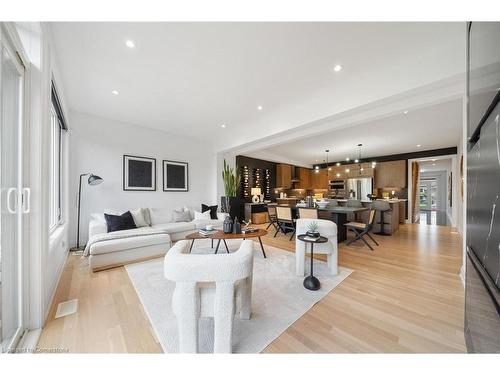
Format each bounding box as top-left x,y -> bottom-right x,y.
86,207 -> 227,271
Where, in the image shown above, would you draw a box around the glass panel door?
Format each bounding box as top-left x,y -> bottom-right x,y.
0,32 -> 24,352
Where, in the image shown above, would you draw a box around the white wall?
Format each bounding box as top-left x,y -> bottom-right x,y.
68,111 -> 217,245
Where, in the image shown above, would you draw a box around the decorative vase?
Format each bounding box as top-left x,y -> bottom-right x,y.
221,196 -> 232,214
306,230 -> 320,238
233,217 -> 241,234
223,216 -> 233,234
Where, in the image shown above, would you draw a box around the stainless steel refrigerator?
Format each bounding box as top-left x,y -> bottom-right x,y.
465,22 -> 500,353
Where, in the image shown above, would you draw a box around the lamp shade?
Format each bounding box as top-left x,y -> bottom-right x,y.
88,174 -> 103,186
251,187 -> 261,196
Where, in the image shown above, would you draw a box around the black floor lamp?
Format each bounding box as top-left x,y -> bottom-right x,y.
75,173 -> 103,250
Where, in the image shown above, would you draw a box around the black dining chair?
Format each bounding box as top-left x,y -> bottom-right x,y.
266,203 -> 279,231
345,209 -> 379,251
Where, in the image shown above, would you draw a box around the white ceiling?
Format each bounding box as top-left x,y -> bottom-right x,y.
246,99 -> 462,165
50,22 -> 465,151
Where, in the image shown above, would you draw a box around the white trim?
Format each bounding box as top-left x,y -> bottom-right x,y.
16,328 -> 42,353
43,250 -> 68,323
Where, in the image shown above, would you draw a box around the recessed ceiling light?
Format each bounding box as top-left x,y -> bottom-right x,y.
315,166 -> 319,170
257,105 -> 263,111
345,157 -> 350,161
354,159 -> 359,163
125,40 -> 135,48
345,168 -> 350,173
417,144 -> 421,148
221,124 -> 227,128
336,173 -> 341,177
333,64 -> 343,72
403,110 -> 409,114
112,90 -> 119,95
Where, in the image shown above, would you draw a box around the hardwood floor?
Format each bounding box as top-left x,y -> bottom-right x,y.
38,223 -> 465,353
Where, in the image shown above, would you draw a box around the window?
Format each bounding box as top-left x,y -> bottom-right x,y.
49,82 -> 67,230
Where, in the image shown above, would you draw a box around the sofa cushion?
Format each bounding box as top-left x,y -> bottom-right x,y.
149,208 -> 173,225
194,210 -> 211,220
104,211 -> 137,233
172,210 -> 191,222
151,222 -> 197,234
130,208 -> 149,227
201,204 -> 218,219
89,233 -> 171,255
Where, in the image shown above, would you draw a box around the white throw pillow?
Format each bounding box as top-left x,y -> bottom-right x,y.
193,210 -> 211,220
130,208 -> 149,227
149,208 -> 173,225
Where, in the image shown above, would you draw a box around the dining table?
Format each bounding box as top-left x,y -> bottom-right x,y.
285,205 -> 368,243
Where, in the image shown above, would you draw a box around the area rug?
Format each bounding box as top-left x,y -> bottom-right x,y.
125,240 -> 352,353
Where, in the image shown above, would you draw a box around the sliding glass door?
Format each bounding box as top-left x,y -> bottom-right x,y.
0,27 -> 25,352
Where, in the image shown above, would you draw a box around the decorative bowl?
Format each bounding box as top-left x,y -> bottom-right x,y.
316,201 -> 328,209
306,230 -> 320,238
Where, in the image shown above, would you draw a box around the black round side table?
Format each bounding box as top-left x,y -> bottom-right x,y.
297,234 -> 328,291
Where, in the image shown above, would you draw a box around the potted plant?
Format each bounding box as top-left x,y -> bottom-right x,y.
306,221 -> 320,238
221,159 -> 241,218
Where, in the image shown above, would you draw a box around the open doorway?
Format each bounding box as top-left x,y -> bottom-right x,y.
418,159 -> 452,226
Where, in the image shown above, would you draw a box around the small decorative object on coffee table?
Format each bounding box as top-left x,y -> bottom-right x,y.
223,216 -> 233,234
233,217 -> 241,234
297,234 -> 328,291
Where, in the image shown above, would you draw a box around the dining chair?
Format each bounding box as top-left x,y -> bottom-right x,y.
298,207 -> 319,219
347,199 -> 363,221
275,206 -> 296,241
266,203 -> 278,231
344,209 -> 379,250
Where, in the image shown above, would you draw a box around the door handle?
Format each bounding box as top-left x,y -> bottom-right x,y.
7,187 -> 17,214
22,187 -> 30,213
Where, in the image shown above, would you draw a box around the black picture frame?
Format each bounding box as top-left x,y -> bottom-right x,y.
123,155 -> 156,191
162,160 -> 189,192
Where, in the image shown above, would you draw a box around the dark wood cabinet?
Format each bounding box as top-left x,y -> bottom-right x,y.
276,163 -> 292,189
297,167 -> 312,189
374,160 -> 406,188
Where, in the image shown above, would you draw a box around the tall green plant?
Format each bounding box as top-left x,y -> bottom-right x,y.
222,159 -> 241,197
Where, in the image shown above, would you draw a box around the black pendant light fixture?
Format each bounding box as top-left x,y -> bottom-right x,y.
356,143 -> 364,175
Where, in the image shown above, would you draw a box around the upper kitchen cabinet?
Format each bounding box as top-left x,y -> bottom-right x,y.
276,163 -> 292,189
311,169 -> 328,189
374,160 -> 406,188
297,167 -> 312,189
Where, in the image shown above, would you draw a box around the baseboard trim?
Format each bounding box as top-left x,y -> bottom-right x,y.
44,249 -> 69,324
16,328 -> 42,353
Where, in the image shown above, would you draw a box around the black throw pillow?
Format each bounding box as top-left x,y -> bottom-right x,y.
104,211 -> 137,233
201,204 -> 218,220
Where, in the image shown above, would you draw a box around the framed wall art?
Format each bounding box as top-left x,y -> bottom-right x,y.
123,155 -> 156,191
163,160 -> 189,192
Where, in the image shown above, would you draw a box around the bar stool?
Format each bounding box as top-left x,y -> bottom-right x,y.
372,200 -> 391,236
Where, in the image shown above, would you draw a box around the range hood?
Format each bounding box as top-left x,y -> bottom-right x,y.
290,166 -> 300,183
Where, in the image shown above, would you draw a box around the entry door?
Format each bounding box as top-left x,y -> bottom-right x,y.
0,28 -> 25,352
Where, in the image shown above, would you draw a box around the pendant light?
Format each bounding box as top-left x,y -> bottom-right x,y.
356,143 -> 364,175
